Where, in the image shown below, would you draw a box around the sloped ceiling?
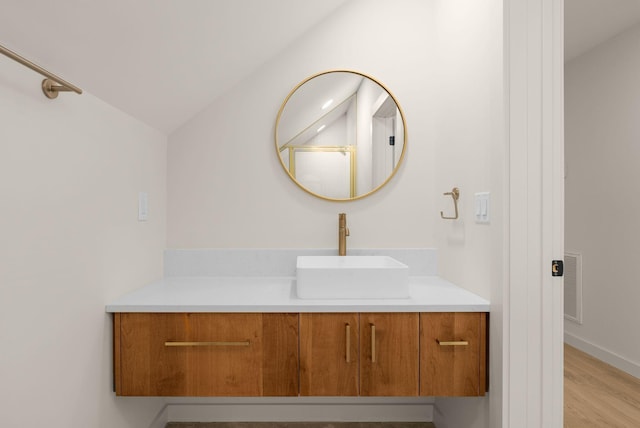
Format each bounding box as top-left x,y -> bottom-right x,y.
0,0 -> 350,134
565,0 -> 640,62
2,0 -> 640,135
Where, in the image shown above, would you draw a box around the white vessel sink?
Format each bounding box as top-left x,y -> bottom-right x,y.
296,255 -> 410,299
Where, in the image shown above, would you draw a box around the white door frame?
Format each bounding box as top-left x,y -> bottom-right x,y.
504,0 -> 564,427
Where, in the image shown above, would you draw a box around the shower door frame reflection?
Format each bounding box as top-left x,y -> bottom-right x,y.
282,145 -> 357,199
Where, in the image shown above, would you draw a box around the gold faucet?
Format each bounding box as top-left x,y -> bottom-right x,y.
338,213 -> 350,256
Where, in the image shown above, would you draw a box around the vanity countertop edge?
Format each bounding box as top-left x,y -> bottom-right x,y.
105,276 -> 490,313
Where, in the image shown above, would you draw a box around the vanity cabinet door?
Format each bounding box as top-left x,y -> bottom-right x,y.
420,312 -> 487,396
360,313 -> 419,396
114,313 -> 298,396
299,313 -> 359,396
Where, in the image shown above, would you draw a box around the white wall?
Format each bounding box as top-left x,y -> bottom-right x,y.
565,23 -> 640,377
0,58 -> 167,427
167,0 -> 503,426
431,0 -> 503,426
167,0 -> 438,249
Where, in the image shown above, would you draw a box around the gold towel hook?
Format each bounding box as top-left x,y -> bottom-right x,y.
440,187 -> 460,220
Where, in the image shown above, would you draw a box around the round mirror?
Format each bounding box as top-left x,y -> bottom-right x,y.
275,70 -> 407,201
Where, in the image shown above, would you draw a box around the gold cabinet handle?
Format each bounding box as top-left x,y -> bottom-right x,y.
371,324 -> 376,363
436,339 -> 469,346
345,323 -> 351,363
164,341 -> 250,347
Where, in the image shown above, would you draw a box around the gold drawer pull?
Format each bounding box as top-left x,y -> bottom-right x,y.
345,323 -> 351,363
371,324 -> 376,363
436,339 -> 469,346
165,341 -> 250,347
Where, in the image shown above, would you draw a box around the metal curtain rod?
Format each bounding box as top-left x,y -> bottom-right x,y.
0,43 -> 82,99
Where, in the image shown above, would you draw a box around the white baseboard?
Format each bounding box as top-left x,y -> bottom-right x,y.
564,332 -> 640,379
165,398 -> 434,423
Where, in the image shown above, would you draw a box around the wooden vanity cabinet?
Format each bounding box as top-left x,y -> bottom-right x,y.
360,313 -> 420,396
113,311 -> 488,398
420,312 -> 487,396
113,313 -> 299,396
299,313 -> 359,396
299,313 -> 419,397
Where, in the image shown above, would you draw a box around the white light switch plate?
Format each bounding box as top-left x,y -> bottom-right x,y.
474,192 -> 490,224
138,192 -> 148,221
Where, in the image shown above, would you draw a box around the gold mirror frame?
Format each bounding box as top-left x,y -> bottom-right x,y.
274,70 -> 407,201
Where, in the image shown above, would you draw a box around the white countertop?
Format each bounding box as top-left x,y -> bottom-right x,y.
105,276 -> 490,313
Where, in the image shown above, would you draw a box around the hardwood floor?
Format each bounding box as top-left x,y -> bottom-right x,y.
565,344 -> 640,427
166,424 -> 435,428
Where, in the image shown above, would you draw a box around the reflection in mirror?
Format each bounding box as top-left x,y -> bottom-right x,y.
275,70 -> 406,201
